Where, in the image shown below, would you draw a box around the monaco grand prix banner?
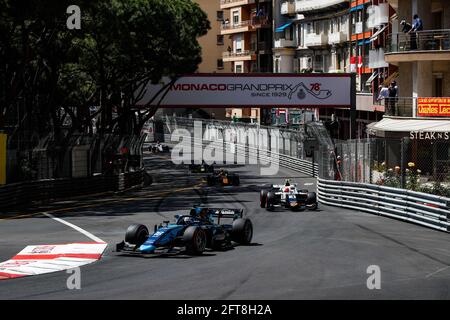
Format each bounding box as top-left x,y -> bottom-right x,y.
137,74 -> 353,108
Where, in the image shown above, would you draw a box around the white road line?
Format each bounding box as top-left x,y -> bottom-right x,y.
425,266 -> 450,278
42,213 -> 105,243
304,183 -> 314,186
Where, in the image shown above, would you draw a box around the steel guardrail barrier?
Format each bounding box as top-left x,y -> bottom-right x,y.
163,118 -> 449,232
317,178 -> 450,232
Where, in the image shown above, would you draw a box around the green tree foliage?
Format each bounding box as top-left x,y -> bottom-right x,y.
0,0 -> 209,177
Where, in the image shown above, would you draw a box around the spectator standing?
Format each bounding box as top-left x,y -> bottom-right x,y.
387,81 -> 398,115
409,14 -> 423,49
377,84 -> 389,101
377,84 -> 389,112
400,20 -> 414,49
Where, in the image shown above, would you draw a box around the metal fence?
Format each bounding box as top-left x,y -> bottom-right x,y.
333,137 -> 450,197
157,116 -> 324,177
0,169 -> 146,212
387,29 -> 450,53
5,133 -> 146,184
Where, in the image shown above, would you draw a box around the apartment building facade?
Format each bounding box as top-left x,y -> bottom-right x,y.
159,0 -> 232,120
367,0 -> 450,179
220,0 -> 274,124
272,0 -> 400,138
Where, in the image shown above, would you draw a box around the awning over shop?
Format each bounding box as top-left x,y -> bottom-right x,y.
365,71 -> 379,85
276,21 -> 293,32
350,4 -> 364,12
370,24 -> 388,42
367,118 -> 450,133
357,39 -> 371,46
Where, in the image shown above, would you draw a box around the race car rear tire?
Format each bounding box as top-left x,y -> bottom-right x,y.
266,192 -> 275,211
307,192 -> 317,204
125,224 -> 149,246
206,176 -> 214,186
231,218 -> 253,245
260,190 -> 268,208
183,226 -> 206,255
307,192 -> 318,210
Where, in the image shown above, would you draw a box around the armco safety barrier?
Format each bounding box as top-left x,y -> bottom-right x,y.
167,135 -> 319,177
0,170 -> 145,212
166,120 -> 449,232
317,178 -> 450,232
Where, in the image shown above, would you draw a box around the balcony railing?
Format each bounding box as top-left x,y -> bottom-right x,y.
377,97 -> 415,117
386,30 -> 450,53
368,49 -> 389,69
328,31 -> 348,44
220,0 -> 254,7
222,50 -> 255,59
221,16 -> 270,31
281,1 -> 296,15
274,38 -> 296,48
354,21 -> 363,34
367,3 -> 389,29
305,33 -> 328,47
295,0 -> 347,13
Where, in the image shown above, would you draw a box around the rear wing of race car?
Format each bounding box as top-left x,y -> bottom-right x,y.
210,208 -> 243,219
192,205 -> 243,220
272,183 -> 298,188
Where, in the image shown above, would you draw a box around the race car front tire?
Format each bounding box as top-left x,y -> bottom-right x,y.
125,224 -> 149,246
232,176 -> 240,186
183,226 -> 207,255
231,218 -> 253,245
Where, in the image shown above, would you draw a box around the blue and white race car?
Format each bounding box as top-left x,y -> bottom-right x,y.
116,206 -> 253,256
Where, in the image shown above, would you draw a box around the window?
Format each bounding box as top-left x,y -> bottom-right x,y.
217,35 -> 224,45
217,59 -> 224,70
217,11 -> 224,21
314,55 -> 323,72
235,35 -> 242,52
306,23 -> 313,34
432,11 -> 443,29
233,11 -> 239,25
336,53 -> 341,70
314,21 -> 320,34
275,58 -> 280,73
235,64 -> 243,73
434,76 -> 443,97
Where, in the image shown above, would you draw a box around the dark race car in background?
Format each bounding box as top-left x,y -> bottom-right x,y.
116,206 -> 253,256
206,170 -> 240,186
189,161 -> 214,174
260,181 -> 318,211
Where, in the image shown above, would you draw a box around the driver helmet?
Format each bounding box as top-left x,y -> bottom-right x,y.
182,216 -> 193,224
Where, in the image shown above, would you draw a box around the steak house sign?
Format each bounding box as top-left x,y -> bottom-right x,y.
137,74 -> 353,107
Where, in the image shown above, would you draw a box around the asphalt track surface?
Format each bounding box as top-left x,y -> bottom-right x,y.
0,153 -> 449,299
